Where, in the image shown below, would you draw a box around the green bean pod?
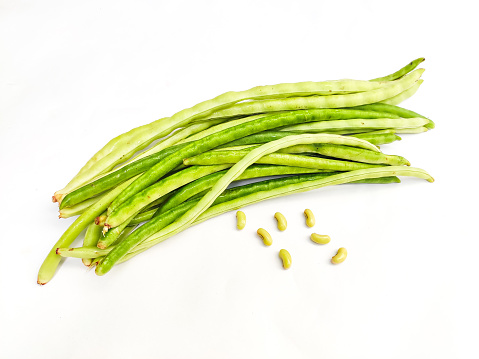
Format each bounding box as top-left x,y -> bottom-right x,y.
129,208 -> 158,225
96,134 -> 390,274
206,69 -> 424,119
280,144 -> 410,166
352,103 -> 435,130
380,79 -> 423,105
157,164 -> 326,215
280,117 -> 429,133
106,165 -> 230,227
370,57 -> 425,82
122,165 -> 432,265
97,212 -> 138,249
81,221 -> 103,266
58,196 -> 100,218
55,66 -> 400,201
60,143 -> 189,209
105,110 -> 380,228
183,150 -> 384,171
57,174 -> 401,260
38,175 -> 139,285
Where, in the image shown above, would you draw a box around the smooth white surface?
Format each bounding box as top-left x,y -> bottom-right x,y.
1,1 -> 478,358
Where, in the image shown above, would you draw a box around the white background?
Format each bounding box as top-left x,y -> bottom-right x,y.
1,1 -> 478,358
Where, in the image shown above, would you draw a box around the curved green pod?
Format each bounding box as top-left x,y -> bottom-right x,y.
370,57 -> 425,82
105,109 -> 380,228
96,134 -> 391,275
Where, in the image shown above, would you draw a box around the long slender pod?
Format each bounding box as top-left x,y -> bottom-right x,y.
97,134 -> 388,275
370,57 -> 425,82
206,69 -> 424,120
280,117 -> 429,133
105,110 -> 380,228
57,174 -> 403,259
59,143 -> 188,209
38,175 -> 139,285
54,73 -> 394,201
180,109 -> 400,145
350,132 -> 401,145
58,197 -> 101,218
352,103 -> 435,129
157,165 -> 331,215
380,79 -> 423,105
279,144 -> 409,165
183,150 -> 386,169
105,165 -> 231,227
81,222 -> 104,266
111,152 -> 386,229
123,166 -> 432,265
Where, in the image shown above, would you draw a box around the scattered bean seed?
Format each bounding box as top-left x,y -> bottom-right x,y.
236,211 -> 246,230
304,209 -> 315,227
274,212 -> 287,231
279,249 -> 292,269
331,247 -> 347,264
311,233 -> 331,244
257,228 -> 273,246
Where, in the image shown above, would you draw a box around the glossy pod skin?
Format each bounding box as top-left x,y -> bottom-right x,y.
59,57 -> 421,201
56,73 -> 393,201
105,110 -> 381,229
105,164 -> 230,227
352,103 -> 434,129
37,175 -> 139,284
184,151 -> 384,171
370,57 -> 425,82
157,164 -> 323,215
331,248 -> 348,264
223,129 -> 401,148
207,69 -> 424,119
274,212 -> 287,231
57,168 -> 426,261
257,228 -> 273,246
304,209 -> 315,227
279,249 -> 292,269
60,143 -> 188,209
96,134 -> 385,274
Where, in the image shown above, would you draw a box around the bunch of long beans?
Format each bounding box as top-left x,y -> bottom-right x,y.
39,58 -> 434,284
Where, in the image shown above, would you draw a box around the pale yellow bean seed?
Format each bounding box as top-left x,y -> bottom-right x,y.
304,209 -> 315,227
274,212 -> 287,231
257,228 -> 273,246
331,247 -> 347,264
279,249 -> 292,269
236,211 -> 246,230
310,233 -> 331,244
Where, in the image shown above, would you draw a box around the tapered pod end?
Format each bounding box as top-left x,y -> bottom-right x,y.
37,276 -> 49,285
52,195 -> 58,203
97,242 -> 108,250
95,264 -> 107,276
82,258 -> 92,267
102,225 -> 111,235
415,57 -> 425,64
